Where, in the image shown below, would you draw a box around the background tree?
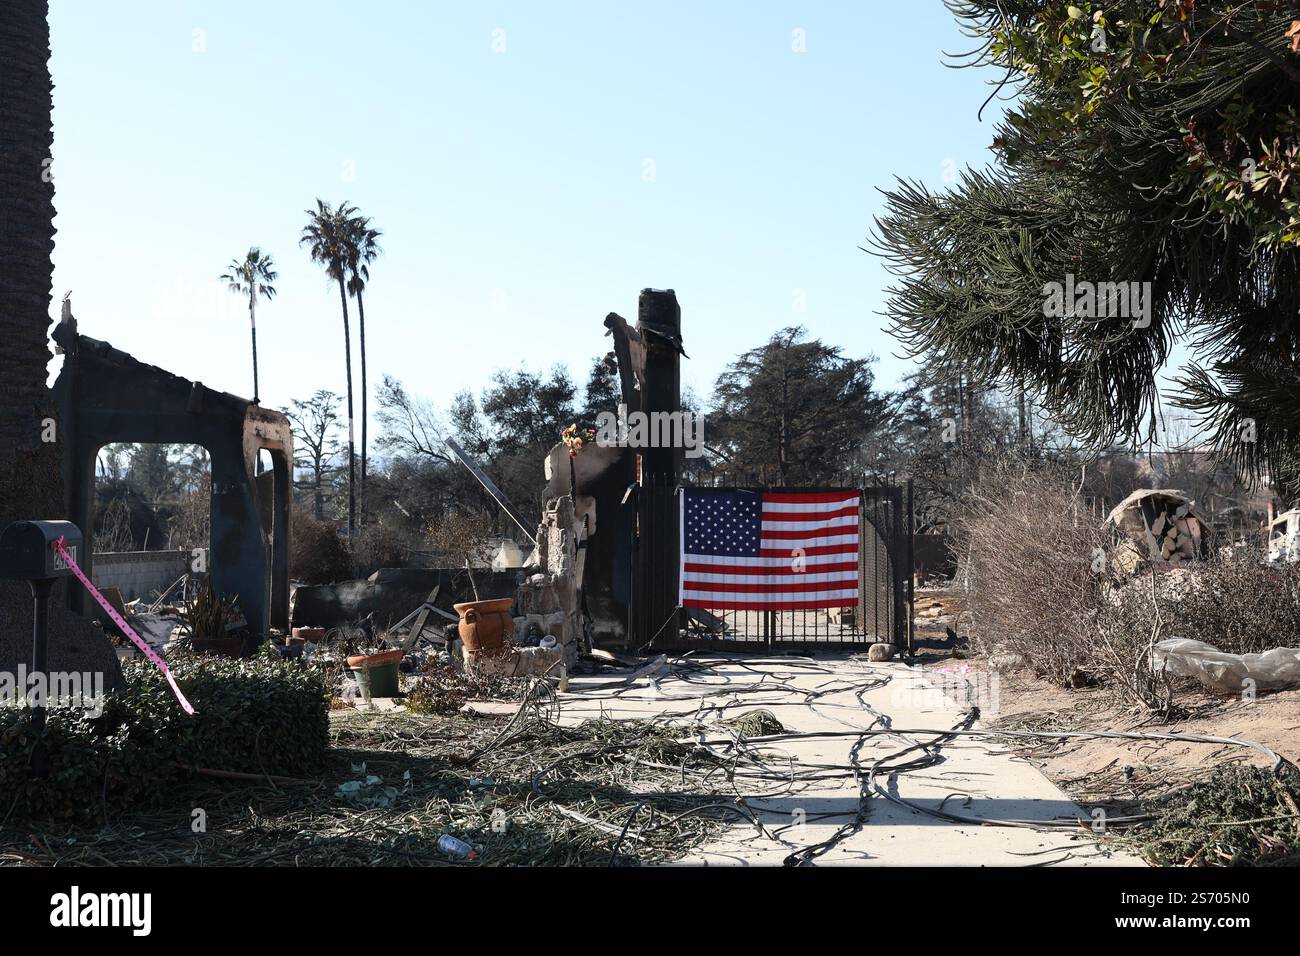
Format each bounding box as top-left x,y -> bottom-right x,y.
301,199 -> 360,537
376,367 -> 577,530
374,376 -> 489,523
284,390 -> 342,520
579,351 -> 622,425
344,214 -> 381,522
219,247 -> 277,403
124,442 -> 175,502
90,443 -> 212,551
479,367 -> 578,521
869,369 -> 1021,531
709,327 -> 887,485
873,1 -> 1300,499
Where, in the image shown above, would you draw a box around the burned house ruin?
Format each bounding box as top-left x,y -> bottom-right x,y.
51,312 -> 291,642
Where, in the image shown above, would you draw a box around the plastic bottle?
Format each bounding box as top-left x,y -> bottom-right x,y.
438,834 -> 479,860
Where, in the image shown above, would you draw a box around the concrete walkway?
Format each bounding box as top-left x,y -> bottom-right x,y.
556,653 -> 1144,866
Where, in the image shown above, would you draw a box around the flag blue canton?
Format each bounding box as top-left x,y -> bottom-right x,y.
683,490 -> 762,557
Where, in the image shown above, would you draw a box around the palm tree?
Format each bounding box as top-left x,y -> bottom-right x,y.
300,199 -> 360,538
0,0 -> 122,688
344,214 -> 382,524
219,248 -> 277,403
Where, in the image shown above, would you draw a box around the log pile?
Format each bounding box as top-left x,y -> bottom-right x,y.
1105,489 -> 1209,576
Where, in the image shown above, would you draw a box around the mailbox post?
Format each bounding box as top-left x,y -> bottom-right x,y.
0,520 -> 84,775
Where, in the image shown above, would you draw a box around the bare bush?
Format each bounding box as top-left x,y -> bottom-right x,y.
424,510 -> 496,565
424,510 -> 496,600
959,461 -> 1106,683
351,520 -> 414,575
95,497 -> 135,553
290,507 -> 353,585
1162,548 -> 1300,654
167,473 -> 210,552
958,460 -> 1173,710
1093,573 -> 1175,713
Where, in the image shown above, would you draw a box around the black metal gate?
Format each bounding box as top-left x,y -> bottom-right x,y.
631,477 -> 913,654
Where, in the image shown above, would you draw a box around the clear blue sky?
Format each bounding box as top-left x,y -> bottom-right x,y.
48,1 -> 1003,428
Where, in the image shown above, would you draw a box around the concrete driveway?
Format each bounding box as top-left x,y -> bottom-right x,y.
557,652 -> 1145,866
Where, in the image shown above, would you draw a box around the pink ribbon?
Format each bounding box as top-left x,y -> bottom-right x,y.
53,537 -> 196,715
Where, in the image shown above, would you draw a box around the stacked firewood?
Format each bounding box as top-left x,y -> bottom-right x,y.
1105,489 -> 1209,576
1145,501 -> 1203,562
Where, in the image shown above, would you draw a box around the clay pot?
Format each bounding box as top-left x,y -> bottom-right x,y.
345,649 -> 403,670
293,626 -> 326,643
345,649 -> 404,699
454,598 -> 514,653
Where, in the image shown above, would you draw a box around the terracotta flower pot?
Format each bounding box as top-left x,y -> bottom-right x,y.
454,598 -> 514,653
345,649 -> 403,670
293,626 -> 326,643
346,649 -> 404,699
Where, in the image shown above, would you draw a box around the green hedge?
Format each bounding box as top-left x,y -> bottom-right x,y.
0,648 -> 329,822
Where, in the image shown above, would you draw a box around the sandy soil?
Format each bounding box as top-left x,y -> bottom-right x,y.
910,586 -> 1300,813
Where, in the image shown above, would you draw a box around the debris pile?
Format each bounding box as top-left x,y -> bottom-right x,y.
1270,508 -> 1300,565
103,574 -> 249,659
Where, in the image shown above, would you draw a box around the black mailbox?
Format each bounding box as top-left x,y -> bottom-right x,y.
0,520 -> 84,777
0,520 -> 83,581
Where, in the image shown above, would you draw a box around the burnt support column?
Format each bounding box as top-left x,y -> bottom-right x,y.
637,289 -> 683,482
633,289 -> 684,650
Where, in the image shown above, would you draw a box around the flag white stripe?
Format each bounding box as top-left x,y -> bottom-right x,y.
683,553 -> 856,569
761,515 -> 859,532
683,570 -> 858,585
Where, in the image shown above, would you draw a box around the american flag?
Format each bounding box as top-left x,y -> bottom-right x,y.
679,489 -> 861,611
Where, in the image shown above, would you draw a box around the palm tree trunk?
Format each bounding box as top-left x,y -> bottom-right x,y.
0,0 -> 122,689
337,276 -> 356,539
356,288 -> 368,528
249,290 -> 259,403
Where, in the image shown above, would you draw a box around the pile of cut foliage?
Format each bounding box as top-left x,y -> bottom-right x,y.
1134,765 -> 1300,867
1,689 -> 747,866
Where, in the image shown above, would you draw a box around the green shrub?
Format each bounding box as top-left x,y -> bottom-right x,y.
0,648 -> 329,823
126,649 -> 330,776
0,707 -> 179,823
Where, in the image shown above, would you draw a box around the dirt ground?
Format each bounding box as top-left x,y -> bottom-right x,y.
910,586 -> 1300,814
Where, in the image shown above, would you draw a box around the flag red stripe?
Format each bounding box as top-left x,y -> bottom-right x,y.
762,491 -> 862,504
682,579 -> 856,594
761,527 -> 859,541
760,506 -> 860,521
757,543 -> 858,557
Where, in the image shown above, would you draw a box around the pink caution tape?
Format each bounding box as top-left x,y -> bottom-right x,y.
53,536 -> 196,715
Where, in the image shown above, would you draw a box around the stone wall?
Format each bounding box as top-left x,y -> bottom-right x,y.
91,550 -> 190,602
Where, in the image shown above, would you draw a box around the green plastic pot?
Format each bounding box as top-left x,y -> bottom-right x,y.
347,650 -> 402,698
